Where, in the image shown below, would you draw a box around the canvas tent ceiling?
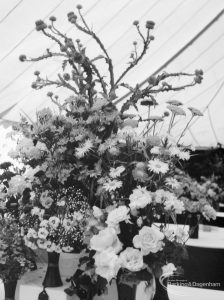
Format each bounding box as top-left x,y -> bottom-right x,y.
0,0 -> 224,148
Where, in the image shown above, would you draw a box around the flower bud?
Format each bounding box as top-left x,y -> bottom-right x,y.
31,82 -> 37,89
63,73 -> 70,81
76,39 -> 80,43
163,111 -> 170,117
49,16 -> 56,22
148,75 -> 157,85
60,45 -> 67,52
35,20 -> 47,31
133,41 -> 137,46
133,20 -> 139,26
76,4 -> 82,10
47,92 -> 53,97
149,35 -> 155,40
19,54 -> 27,62
195,69 -> 203,76
194,75 -> 203,84
34,71 -> 40,76
146,20 -> 155,29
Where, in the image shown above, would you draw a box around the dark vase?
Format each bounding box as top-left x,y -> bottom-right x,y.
116,269 -> 156,300
153,278 -> 169,300
188,213 -> 200,239
43,251 -> 63,287
4,280 -> 17,300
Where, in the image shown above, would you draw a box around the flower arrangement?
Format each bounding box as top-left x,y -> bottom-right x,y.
20,186 -> 91,253
0,213 -> 36,283
5,4 -> 208,298
174,171 -> 217,221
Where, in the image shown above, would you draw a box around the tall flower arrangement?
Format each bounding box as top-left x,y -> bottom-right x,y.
6,4 -> 207,298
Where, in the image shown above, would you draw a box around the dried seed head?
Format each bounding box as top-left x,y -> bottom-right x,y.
63,73 -> 70,81
19,54 -> 27,62
76,4 -> 82,10
146,20 -> 155,29
34,71 -> 40,76
49,16 -> 56,22
133,20 -> 139,26
35,20 -> 47,31
47,92 -> 53,97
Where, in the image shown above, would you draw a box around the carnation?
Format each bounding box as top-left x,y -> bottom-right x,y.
90,227 -> 122,254
119,247 -> 144,272
106,206 -> 130,228
129,186 -> 152,210
133,226 -> 164,255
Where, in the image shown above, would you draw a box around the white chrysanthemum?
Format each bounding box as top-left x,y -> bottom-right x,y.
109,166 -> 125,178
165,178 -> 180,189
148,159 -> 169,174
178,151 -> 190,160
202,204 -> 216,221
154,189 -> 176,204
103,179 -> 122,192
175,227 -> 189,243
75,139 -> 93,158
169,146 -> 181,157
63,218 -> 73,230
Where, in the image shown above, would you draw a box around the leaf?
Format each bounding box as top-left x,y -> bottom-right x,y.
62,60 -> 68,71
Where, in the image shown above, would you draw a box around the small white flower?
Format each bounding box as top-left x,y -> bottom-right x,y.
57,200 -> 66,206
165,178 -> 180,189
103,179 -> 122,192
73,212 -> 83,221
40,220 -> 49,228
38,227 -> 49,239
75,139 -> 93,158
148,159 -> 169,174
63,218 -> 73,230
150,146 -> 160,155
162,263 -> 176,277
178,151 -> 190,161
27,228 -> 38,239
93,206 -> 103,219
62,246 -> 74,252
48,216 -> 60,229
37,239 -> 50,249
109,166 -> 125,178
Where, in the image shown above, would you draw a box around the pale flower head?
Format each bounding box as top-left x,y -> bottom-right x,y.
202,204 -> 216,221
165,178 -> 180,189
94,249 -> 121,282
148,159 -> 169,174
93,206 -> 103,219
103,179 -> 122,192
48,216 -> 60,229
75,139 -> 93,158
106,206 -> 130,228
162,263 -> 176,277
133,226 -> 164,255
109,166 -> 125,178
175,227 -> 189,243
40,191 -> 53,209
38,227 -> 49,239
129,186 -> 152,210
119,247 -> 144,272
90,227 -> 122,254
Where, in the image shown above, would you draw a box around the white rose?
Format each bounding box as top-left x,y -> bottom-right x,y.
94,249 -> 121,282
119,247 -> 144,272
93,206 -> 103,219
129,186 -> 152,210
162,263 -> 176,277
106,206 -> 130,228
133,226 -> 164,255
90,227 -> 122,254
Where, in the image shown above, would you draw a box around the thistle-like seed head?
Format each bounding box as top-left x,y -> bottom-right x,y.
35,20 -> 47,31
19,54 -> 27,62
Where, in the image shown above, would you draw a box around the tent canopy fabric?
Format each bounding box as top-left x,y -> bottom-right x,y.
0,0 -> 224,147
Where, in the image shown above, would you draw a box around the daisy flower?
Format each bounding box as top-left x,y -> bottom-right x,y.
167,105 -> 186,116
188,107 -> 203,116
75,139 -> 93,158
103,179 -> 122,192
38,227 -> 49,239
178,151 -> 190,160
148,159 -> 169,174
165,178 -> 180,189
109,166 -> 125,178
